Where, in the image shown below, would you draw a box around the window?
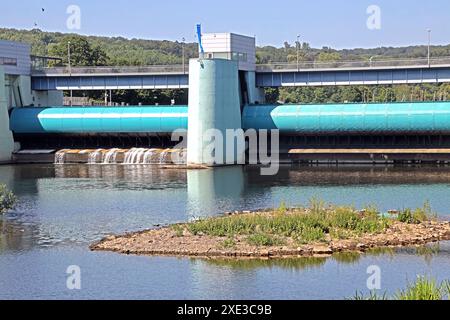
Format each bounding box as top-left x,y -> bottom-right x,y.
231,52 -> 247,62
0,57 -> 17,66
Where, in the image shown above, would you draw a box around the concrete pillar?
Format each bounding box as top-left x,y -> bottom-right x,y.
32,90 -> 64,107
187,59 -> 244,166
245,71 -> 266,104
0,67 -> 14,162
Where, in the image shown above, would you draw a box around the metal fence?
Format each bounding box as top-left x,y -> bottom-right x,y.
256,57 -> 450,72
32,64 -> 189,75
32,56 -> 450,75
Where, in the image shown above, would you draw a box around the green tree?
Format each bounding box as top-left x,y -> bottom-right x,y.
316,52 -> 341,62
48,35 -> 108,67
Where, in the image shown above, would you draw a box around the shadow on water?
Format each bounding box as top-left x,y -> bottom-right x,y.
197,243 -> 448,271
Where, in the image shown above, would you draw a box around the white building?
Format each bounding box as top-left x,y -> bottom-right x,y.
201,33 -> 256,71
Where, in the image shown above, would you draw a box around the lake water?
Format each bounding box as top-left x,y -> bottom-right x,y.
1,164 -> 450,300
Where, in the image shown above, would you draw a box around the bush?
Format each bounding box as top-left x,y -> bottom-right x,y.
398,202 -> 436,224
246,233 -> 285,247
0,184 -> 16,214
294,226 -> 326,244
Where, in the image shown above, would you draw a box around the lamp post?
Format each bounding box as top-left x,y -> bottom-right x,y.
67,41 -> 72,107
296,34 -> 301,71
182,37 -> 186,74
369,56 -> 376,67
427,29 -> 432,68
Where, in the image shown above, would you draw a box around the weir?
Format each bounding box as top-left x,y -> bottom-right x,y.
3,32 -> 450,165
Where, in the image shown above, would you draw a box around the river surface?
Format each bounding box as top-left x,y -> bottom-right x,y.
1,164 -> 450,300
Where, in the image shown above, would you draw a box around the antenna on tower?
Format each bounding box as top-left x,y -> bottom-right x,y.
196,24 -> 205,65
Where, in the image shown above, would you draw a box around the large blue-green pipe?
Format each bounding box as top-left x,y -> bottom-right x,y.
10,106 -> 188,134
9,102 -> 450,134
243,102 -> 450,134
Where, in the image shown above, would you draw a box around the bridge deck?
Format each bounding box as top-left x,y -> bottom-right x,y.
30,57 -> 450,90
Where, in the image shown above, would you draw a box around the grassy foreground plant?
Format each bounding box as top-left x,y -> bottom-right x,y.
0,184 -> 16,214
352,277 -> 450,300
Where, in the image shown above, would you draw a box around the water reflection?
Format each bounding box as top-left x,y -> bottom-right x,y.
187,166 -> 244,217
2,164 -> 450,299
1,164 -> 450,254
196,244 -> 447,271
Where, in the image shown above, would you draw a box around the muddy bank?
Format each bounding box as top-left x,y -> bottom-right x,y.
91,212 -> 450,258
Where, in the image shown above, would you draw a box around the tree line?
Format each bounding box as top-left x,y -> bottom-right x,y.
1,28 -> 450,105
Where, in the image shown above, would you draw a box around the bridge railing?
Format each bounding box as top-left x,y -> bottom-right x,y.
32,64 -> 189,75
256,57 -> 450,72
31,57 -> 450,76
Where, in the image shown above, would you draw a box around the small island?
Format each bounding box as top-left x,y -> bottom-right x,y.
91,201 -> 450,258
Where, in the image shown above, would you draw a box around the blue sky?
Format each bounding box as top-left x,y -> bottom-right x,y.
1,0 -> 449,49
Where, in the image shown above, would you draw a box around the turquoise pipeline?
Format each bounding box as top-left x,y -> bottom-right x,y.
10,101 -> 450,135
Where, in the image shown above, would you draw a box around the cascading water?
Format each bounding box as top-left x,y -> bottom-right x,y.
103,149 -> 120,164
124,148 -> 147,164
143,149 -> 157,164
159,149 -> 170,164
53,148 -> 187,165
88,149 -> 104,164
54,150 -> 67,164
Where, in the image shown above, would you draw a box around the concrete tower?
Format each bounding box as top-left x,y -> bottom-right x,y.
187,58 -> 244,166
0,66 -> 14,162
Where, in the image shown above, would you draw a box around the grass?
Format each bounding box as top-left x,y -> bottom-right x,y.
398,201 -> 437,224
0,184 -> 16,214
351,277 -> 450,300
246,233 -> 285,247
221,238 -> 237,249
395,277 -> 449,300
185,199 -> 403,247
180,199 -> 440,248
171,224 -> 184,237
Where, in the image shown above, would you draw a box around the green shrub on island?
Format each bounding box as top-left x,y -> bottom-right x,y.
353,277 -> 450,300
0,184 -> 16,214
186,199 -> 396,247
398,201 -> 437,224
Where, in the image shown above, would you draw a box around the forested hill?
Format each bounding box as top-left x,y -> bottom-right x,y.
2,28 -> 450,105
1,27 -> 450,66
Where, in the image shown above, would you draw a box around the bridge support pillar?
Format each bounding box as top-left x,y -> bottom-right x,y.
0,67 -> 14,162
245,71 -> 265,104
187,59 -> 244,166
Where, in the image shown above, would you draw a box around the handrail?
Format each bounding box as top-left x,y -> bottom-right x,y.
31,56 -> 450,75
32,65 -> 189,75
256,57 -> 450,72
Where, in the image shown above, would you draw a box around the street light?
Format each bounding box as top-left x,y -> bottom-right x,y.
427,29 -> 432,67
182,37 -> 186,74
369,56 -> 377,67
296,34 -> 301,71
67,41 -> 72,107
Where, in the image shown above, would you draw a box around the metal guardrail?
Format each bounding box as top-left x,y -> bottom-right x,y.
256,57 -> 450,72
31,57 -> 450,75
32,65 -> 189,75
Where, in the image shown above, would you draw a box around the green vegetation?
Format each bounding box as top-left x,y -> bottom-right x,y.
246,233 -> 285,247
268,84 -> 450,105
186,199 -> 394,247
353,277 -> 450,300
220,238 -> 237,249
1,28 -> 450,105
398,201 -> 437,224
0,184 -> 16,214
171,224 -> 184,237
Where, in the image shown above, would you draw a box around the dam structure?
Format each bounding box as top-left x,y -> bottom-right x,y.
3,32 -> 450,165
